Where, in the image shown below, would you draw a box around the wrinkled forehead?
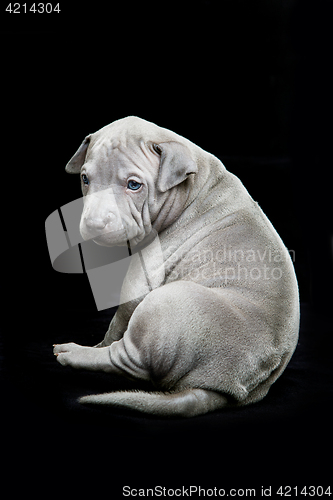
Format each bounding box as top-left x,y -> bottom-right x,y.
87,116 -> 181,155
83,134 -> 157,184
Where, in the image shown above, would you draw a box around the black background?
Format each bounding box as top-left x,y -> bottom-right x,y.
2,1 -> 333,496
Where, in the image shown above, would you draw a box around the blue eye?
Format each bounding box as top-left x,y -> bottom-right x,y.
127,180 -> 142,191
81,174 -> 89,185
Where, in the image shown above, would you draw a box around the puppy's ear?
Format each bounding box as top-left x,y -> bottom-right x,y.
156,141 -> 198,193
65,135 -> 91,173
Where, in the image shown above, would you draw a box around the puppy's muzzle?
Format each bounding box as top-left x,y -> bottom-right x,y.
80,188 -> 126,243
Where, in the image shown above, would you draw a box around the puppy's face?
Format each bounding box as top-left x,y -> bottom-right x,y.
79,138 -> 161,247
65,117 -> 198,247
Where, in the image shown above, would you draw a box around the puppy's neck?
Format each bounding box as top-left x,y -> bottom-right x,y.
151,183 -> 191,234
152,155 -> 226,234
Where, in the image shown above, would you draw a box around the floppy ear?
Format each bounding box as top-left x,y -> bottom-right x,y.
156,141 -> 198,193
65,135 -> 91,174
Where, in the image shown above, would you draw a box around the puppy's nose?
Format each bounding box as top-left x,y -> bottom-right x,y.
85,213 -> 115,230
85,218 -> 107,230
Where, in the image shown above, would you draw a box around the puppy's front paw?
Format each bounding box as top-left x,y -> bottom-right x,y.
53,342 -> 82,368
53,343 -> 112,372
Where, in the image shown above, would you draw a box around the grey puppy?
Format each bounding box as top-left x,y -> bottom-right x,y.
54,116 -> 299,417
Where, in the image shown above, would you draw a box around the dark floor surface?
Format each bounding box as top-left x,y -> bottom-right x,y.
2,302 -> 332,495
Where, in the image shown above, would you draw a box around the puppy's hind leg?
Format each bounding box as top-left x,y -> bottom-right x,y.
79,388 -> 228,417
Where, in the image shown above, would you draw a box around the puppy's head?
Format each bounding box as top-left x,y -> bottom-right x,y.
65,117 -> 197,247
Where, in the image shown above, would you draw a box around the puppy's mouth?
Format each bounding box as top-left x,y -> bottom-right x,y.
91,229 -> 128,247
80,220 -> 147,248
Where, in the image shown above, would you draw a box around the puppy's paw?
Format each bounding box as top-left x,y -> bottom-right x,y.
52,343 -> 112,371
53,342 -> 82,367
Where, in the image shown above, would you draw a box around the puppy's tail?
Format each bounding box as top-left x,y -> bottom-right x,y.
78,388 -> 228,418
